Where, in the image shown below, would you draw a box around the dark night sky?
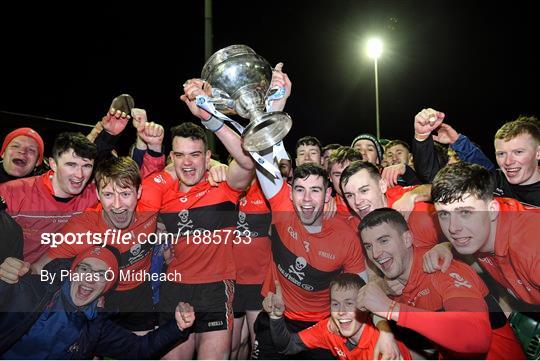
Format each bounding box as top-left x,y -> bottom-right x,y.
1,1 -> 538,162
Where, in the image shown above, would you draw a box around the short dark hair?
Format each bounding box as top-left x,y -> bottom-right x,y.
358,208 -> 409,235
171,122 -> 208,150
51,132 -> 97,160
293,163 -> 329,189
339,160 -> 381,191
95,156 -> 141,191
327,146 -> 363,172
432,162 -> 495,204
329,273 -> 366,292
385,139 -> 411,152
295,136 -> 322,155
495,115 -> 540,144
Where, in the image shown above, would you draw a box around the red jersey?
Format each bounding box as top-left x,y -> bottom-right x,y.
476,197 -> 540,304
0,172 -> 98,263
140,171 -> 242,283
299,318 -> 411,360
262,182 -> 366,322
47,204 -> 157,291
233,180 -> 272,284
394,249 -> 525,359
335,194 -> 353,218
0,153 -> 163,264
386,186 -> 441,249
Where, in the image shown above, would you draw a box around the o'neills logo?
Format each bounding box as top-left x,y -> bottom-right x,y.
318,250 -> 335,260
208,321 -> 223,328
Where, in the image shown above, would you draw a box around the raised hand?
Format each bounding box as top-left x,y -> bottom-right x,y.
414,108 -> 445,140
0,257 -> 30,284
102,108 -> 130,135
268,62 -> 292,112
180,79 -> 213,121
137,122 -> 164,152
432,123 -> 459,145
262,280 -> 285,319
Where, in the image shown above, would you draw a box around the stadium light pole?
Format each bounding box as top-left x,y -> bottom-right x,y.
367,38 -> 383,139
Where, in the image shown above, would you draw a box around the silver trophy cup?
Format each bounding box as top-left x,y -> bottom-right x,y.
202,45 -> 292,152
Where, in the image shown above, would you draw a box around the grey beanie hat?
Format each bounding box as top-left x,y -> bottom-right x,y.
351,134 -> 384,164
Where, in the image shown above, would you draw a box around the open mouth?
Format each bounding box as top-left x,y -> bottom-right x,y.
337,319 -> 353,331
504,167 -> 521,178
70,179 -> 84,189
452,237 -> 471,247
357,205 -> 371,217
377,257 -> 393,271
12,158 -> 28,167
300,205 -> 315,218
110,210 -> 129,223
182,168 -> 196,176
76,284 -> 95,301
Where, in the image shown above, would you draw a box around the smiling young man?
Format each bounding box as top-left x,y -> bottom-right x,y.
31,156 -> 159,333
493,117 -> 540,207
429,162 -> 540,305
264,273 -> 411,360
295,136 -> 323,166
252,160 -> 368,359
0,128 -> 44,183
0,132 -> 99,263
340,160 -> 441,249
0,247 -> 195,359
357,208 -> 525,359
138,78 -> 255,360
412,109 -> 540,207
351,134 -> 384,166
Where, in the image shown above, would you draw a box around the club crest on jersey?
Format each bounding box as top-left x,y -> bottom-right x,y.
177,209 -> 193,234
153,174 -> 165,184
130,244 -> 142,256
239,197 -> 247,207
288,257 -> 307,281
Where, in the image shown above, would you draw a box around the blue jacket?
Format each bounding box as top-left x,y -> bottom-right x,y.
0,260 -> 189,359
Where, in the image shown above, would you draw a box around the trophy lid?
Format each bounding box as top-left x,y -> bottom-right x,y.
202,45 -> 257,80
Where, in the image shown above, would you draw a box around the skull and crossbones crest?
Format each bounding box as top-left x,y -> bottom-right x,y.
289,257 -> 307,281
130,244 -> 142,257
177,209 -> 193,235
237,211 -> 250,234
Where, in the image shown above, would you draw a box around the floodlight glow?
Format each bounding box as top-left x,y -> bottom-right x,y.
367,38 -> 383,59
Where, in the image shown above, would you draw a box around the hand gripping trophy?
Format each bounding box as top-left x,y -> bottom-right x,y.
201,45 -> 292,152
